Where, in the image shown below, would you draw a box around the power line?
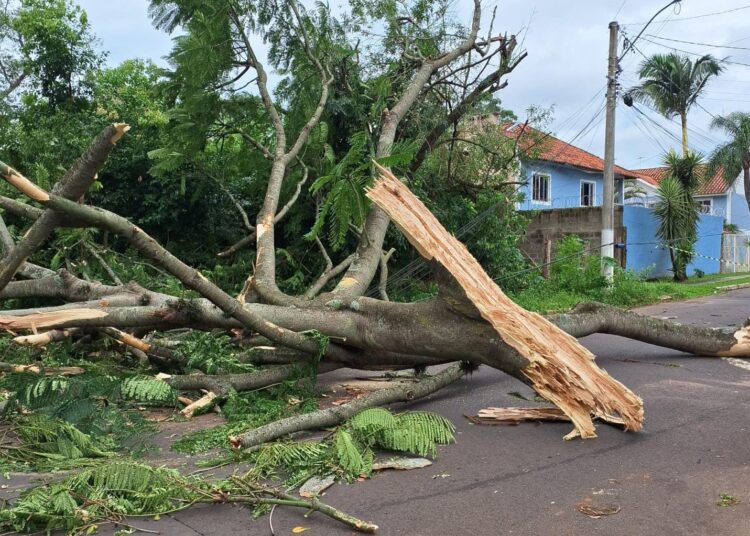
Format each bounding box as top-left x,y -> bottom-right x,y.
613,0 -> 628,20
624,104 -> 670,154
619,0 -> 681,61
629,104 -> 713,153
645,34 -> 750,51
639,36 -> 750,68
622,4 -> 750,26
697,102 -> 717,120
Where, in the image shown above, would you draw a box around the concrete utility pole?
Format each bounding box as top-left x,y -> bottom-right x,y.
601,21 -> 619,282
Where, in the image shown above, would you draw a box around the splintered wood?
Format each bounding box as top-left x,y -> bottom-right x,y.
476,407 -> 571,424
473,407 -> 627,427
366,164 -> 643,439
0,309 -> 108,332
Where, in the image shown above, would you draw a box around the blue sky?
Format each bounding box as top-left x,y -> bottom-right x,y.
77,0 -> 750,169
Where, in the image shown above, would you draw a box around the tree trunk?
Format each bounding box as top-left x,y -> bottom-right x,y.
4,124 -> 750,446
680,111 -> 689,157
743,155 -> 750,212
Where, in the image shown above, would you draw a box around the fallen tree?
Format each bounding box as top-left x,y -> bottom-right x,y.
3,2 -> 750,531
3,132 -> 750,441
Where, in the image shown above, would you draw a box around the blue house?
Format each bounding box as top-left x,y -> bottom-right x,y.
630,166 -> 750,233
499,123 -> 731,277
500,124 -> 635,210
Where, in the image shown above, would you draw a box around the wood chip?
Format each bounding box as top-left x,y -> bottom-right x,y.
372,457 -> 432,471
299,475 -> 336,497
576,499 -> 621,518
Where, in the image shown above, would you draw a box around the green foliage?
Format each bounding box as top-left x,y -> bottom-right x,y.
0,368 -> 162,465
179,331 -> 255,374
0,462 -> 192,533
376,411 -> 455,457
654,151 -> 703,280
121,376 -> 176,404
546,235 -> 607,294
332,427 -> 372,477
508,235 -> 750,313
250,440 -> 332,485
307,130 -> 373,250
241,407 -> 455,487
2,415 -> 114,469
9,0 -> 102,106
172,383 -> 319,454
708,112 -> 750,187
626,52 -> 723,122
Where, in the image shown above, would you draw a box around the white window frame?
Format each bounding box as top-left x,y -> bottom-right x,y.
531,172 -> 551,204
697,198 -> 713,214
580,180 -> 596,207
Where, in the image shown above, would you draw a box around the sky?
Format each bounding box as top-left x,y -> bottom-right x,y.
77,0 -> 750,170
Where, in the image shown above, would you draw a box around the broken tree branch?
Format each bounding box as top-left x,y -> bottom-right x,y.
1,177 -> 332,359
379,248 -> 396,301
333,0 -> 485,298
0,123 -> 130,292
230,363 -> 466,449
365,165 -> 643,439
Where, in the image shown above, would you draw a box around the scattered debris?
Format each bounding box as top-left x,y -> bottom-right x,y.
576,498 -> 621,518
474,407 -> 572,424
372,457 -> 432,471
180,391 -> 218,419
299,475 -> 336,498
722,357 -> 750,372
717,493 -> 740,507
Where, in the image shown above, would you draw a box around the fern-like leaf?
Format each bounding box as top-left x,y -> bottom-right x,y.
121,376 -> 176,404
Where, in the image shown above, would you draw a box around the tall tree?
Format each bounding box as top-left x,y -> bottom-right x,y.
626,53 -> 723,156
0,0 -> 100,106
654,150 -> 703,281
707,111 -> 750,211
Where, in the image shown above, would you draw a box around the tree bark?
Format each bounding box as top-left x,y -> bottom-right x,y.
230,363 -> 466,448
5,125 -> 750,444
0,123 -> 129,292
332,0 -> 484,299
680,110 -> 689,157
366,166 -> 642,439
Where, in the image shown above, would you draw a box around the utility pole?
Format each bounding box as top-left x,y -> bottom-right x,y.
601,21 -> 618,282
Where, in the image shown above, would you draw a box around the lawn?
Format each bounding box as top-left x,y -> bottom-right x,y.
510,272 -> 750,314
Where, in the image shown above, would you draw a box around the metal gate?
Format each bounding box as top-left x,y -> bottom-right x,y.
721,233 -> 750,273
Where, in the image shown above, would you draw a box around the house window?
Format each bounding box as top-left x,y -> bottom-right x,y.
532,173 -> 550,203
698,199 -> 713,214
580,180 -> 596,207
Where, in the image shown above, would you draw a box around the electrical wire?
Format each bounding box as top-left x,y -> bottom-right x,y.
645,34 -> 750,51
621,4 -> 750,26
639,37 -> 750,68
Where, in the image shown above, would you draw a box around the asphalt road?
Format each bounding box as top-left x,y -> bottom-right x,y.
12,290 -> 750,535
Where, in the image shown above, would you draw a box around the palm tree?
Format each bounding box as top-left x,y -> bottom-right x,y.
654,151 -> 703,281
626,53 -> 723,156
707,112 -> 750,211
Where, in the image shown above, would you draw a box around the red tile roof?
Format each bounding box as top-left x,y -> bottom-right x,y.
501,123 -> 640,179
630,165 -> 729,196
